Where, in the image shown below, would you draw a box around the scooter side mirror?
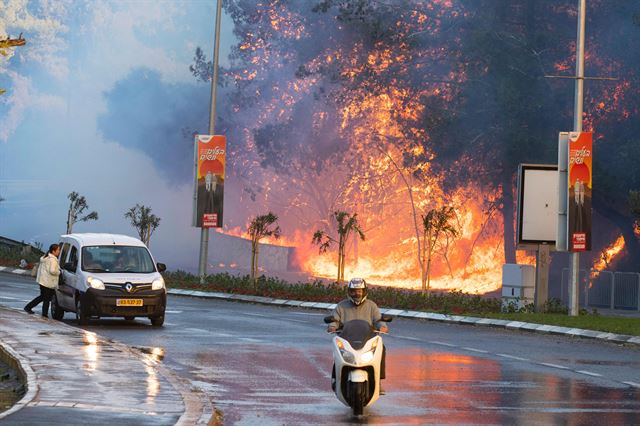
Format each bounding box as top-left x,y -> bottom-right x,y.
381,314 -> 393,323
324,315 -> 337,324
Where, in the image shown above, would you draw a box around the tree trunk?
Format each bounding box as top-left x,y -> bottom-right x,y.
251,240 -> 257,286
420,230 -> 427,291
502,177 -> 516,264
426,256 -> 432,295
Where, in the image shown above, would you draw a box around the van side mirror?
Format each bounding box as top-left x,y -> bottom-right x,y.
157,263 -> 166,273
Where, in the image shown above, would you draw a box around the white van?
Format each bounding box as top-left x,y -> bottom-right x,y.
52,233 -> 167,326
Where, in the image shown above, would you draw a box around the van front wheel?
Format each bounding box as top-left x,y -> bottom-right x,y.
75,297 -> 89,326
150,315 -> 164,327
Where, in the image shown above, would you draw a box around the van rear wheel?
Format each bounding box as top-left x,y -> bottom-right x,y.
51,294 -> 65,321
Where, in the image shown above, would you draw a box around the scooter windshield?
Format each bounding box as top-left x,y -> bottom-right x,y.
339,320 -> 376,350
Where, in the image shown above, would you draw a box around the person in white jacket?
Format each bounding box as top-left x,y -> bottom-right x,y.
24,244 -> 61,317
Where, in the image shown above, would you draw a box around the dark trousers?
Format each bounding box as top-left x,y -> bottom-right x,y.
25,285 -> 55,317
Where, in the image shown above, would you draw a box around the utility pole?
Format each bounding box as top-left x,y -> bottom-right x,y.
568,0 -> 586,317
198,0 -> 223,284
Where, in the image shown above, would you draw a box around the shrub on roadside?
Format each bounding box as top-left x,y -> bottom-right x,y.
164,271 -> 503,314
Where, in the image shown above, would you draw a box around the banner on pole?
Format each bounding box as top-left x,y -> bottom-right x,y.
193,135 -> 226,228
567,131 -> 592,252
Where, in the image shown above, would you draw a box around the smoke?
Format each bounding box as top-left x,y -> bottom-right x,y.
98,68 -> 209,184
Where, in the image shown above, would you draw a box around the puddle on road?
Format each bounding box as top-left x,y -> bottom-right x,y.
133,346 -> 165,363
0,359 -> 23,414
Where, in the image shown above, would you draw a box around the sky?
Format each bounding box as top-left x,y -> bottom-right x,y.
0,0 -> 236,271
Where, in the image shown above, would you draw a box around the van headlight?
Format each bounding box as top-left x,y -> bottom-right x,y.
87,277 -> 105,290
152,277 -> 165,290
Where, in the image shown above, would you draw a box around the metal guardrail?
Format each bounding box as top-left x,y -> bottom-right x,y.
561,268 -> 640,311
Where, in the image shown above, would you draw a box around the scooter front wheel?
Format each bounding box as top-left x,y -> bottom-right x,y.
350,381 -> 366,416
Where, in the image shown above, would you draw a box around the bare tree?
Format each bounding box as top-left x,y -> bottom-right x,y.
420,206 -> 459,294
124,204 -> 161,247
66,191 -> 98,234
312,211 -> 365,283
629,190 -> 640,234
248,212 -> 281,287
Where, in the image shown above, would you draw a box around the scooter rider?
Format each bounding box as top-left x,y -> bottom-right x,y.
328,278 -> 388,389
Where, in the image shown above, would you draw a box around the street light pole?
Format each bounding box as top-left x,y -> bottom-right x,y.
198,0 -> 223,284
569,0 -> 586,316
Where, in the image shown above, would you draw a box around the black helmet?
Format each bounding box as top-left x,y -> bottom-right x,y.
347,278 -> 367,306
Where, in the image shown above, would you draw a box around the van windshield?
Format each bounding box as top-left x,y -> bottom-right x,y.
81,246 -> 155,273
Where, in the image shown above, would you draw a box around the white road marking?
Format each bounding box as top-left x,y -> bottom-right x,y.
623,381 -> 640,388
243,312 -> 268,317
0,296 -> 19,300
396,335 -> 421,341
497,353 -> 530,362
429,340 -> 457,347
239,337 -> 262,342
164,310 -> 182,314
463,347 -> 489,354
576,370 -> 602,377
540,362 -> 569,370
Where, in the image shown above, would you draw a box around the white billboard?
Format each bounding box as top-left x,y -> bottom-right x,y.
516,164 -> 558,249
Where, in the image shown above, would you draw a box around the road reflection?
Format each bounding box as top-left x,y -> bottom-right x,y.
186,345 -> 640,425
82,331 -> 99,372
138,347 -> 165,404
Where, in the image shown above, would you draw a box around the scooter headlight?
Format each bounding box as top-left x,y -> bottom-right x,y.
340,350 -> 356,364
361,349 -> 375,363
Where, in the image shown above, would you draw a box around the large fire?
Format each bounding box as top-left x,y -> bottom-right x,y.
212,1 -> 634,294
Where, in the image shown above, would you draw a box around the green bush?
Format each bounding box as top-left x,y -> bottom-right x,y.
164,271 -> 503,314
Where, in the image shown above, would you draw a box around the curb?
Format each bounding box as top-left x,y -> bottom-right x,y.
0,337 -> 38,420
166,288 -> 640,348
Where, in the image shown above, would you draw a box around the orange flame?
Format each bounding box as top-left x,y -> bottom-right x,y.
592,235 -> 625,272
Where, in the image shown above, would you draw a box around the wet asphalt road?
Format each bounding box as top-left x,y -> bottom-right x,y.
2,274 -> 640,425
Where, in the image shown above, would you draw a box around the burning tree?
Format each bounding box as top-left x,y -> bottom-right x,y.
66,192 -> 98,234
420,206 -> 459,294
248,212 -> 281,286
124,204 -> 161,247
312,211 -> 365,283
187,0 -> 640,290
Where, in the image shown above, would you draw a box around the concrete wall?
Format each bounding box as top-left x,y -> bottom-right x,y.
206,231 -> 301,274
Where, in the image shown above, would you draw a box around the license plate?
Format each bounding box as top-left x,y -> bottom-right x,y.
116,299 -> 143,307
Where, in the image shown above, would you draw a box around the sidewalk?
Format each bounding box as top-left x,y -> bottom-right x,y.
0,306 -> 210,425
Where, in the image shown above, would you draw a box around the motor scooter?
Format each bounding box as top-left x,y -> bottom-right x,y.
324,314 -> 392,416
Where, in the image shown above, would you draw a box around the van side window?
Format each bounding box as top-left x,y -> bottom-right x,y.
59,243 -> 71,264
68,246 -> 79,272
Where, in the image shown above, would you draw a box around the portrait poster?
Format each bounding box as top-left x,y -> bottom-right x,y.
193,135 -> 226,228
567,132 -> 592,252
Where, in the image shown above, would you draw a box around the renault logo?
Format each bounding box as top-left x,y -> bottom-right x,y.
125,283 -> 133,293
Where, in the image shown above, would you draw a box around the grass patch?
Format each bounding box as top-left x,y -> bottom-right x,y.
476,312 -> 640,337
